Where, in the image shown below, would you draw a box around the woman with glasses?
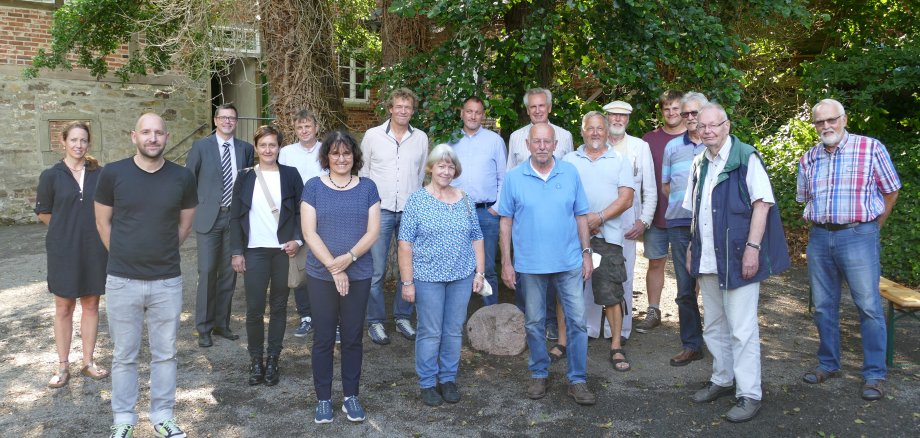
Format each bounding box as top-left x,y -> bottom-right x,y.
301,130 -> 380,424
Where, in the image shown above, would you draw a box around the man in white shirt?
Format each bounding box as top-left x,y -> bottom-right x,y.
278,109 -> 323,338
601,100 -> 656,344
506,88 -> 574,341
359,88 -> 429,345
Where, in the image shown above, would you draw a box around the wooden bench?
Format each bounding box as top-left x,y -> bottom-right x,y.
879,277 -> 920,366
807,276 -> 920,366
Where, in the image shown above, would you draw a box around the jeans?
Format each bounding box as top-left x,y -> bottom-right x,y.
668,226 -> 702,351
367,209 -> 413,325
106,275 -> 183,426
414,274 -> 474,388
514,279 -> 557,327
699,274 -> 762,400
243,248 -> 290,357
807,221 -> 887,380
519,268 -> 587,384
308,276 -> 371,400
477,207 -> 500,306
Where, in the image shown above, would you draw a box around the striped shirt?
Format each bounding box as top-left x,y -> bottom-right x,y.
796,131 -> 901,224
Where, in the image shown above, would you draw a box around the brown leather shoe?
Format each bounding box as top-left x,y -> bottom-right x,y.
527,377 -> 548,399
567,382 -> 596,405
669,348 -> 703,367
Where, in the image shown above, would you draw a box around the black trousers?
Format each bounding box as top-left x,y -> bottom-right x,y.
307,275 -> 370,400
243,248 -> 290,357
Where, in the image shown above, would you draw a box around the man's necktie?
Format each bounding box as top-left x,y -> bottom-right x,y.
220,142 -> 232,207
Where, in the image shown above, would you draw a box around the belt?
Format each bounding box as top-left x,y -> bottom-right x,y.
475,202 -> 495,209
812,222 -> 861,231
220,206 -> 231,212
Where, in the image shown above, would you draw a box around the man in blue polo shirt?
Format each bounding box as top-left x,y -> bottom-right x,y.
498,122 -> 595,406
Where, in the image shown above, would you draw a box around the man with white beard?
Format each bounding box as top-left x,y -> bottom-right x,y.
600,101 -> 656,344
797,98 -> 900,401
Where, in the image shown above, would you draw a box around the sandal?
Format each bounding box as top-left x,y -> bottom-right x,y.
861,379 -> 884,401
610,348 -> 631,372
81,362 -> 110,380
48,361 -> 70,388
802,368 -> 840,384
549,344 -> 566,363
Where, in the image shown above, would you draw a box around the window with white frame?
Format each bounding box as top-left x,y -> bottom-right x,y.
340,57 -> 369,103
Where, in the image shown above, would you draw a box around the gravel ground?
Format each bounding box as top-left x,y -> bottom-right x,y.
1,223 -> 918,437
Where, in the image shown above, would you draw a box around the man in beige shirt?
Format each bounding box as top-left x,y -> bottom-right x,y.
359,87 -> 429,345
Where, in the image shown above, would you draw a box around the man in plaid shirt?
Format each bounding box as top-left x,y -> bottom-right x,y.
796,98 -> 901,402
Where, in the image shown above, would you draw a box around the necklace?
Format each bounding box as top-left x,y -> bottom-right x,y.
329,173 -> 353,189
65,161 -> 85,172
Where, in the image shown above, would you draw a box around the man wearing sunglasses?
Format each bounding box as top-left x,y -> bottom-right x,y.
660,92 -> 709,367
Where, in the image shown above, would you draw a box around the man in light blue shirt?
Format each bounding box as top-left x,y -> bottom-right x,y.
564,111 -> 635,371
498,122 -> 596,405
450,96 -> 506,305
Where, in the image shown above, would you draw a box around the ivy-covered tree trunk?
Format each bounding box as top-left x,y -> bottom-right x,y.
380,0 -> 430,68
259,0 -> 347,136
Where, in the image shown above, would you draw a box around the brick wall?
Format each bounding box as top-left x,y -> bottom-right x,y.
0,5 -> 130,71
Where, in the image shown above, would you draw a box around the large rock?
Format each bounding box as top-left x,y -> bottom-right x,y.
466,303 -> 526,356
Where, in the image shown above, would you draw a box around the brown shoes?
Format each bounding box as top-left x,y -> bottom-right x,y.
670,348 -> 704,366
567,383 -> 596,405
527,377 -> 548,399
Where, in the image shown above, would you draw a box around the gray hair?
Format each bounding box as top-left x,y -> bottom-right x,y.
581,111 -> 609,131
523,88 -> 553,107
698,102 -> 729,121
812,98 -> 846,118
681,92 -> 709,107
426,143 -> 463,178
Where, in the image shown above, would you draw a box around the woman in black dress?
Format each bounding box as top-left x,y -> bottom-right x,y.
35,121 -> 109,388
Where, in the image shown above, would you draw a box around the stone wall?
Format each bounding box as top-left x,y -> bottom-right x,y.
0,65 -> 210,224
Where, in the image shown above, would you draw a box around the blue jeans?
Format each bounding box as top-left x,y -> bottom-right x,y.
367,209 -> 414,325
519,268 -> 587,383
105,275 -> 183,427
514,279 -> 557,327
477,207 -> 500,306
414,274 -> 474,388
808,221 -> 887,380
668,226 -> 702,351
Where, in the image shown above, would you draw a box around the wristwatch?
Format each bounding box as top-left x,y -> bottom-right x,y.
401,280 -> 414,286
348,250 -> 357,262
582,247 -> 594,255
746,242 -> 762,250
640,219 -> 651,230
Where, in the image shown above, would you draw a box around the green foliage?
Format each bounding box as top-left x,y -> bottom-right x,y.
756,106 -> 816,229
799,0 -> 920,284
334,0 -> 381,63
23,0 -> 175,81
376,0 -> 811,143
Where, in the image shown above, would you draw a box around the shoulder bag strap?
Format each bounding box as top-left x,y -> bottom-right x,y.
254,165 -> 280,224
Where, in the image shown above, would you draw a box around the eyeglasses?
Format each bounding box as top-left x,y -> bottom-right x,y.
812,114 -> 842,127
680,110 -> 699,119
698,119 -> 728,132
216,116 -> 238,122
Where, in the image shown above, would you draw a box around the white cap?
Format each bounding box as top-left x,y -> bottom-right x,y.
602,100 -> 633,115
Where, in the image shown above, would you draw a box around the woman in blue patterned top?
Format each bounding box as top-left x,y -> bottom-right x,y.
398,144 -> 485,407
301,130 -> 380,424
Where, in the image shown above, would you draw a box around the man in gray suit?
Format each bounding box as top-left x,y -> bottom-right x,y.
186,103 -> 255,347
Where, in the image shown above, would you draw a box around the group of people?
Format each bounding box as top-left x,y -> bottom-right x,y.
37,83 -> 900,436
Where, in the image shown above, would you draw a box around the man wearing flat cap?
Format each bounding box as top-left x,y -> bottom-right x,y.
599,100 -> 656,346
